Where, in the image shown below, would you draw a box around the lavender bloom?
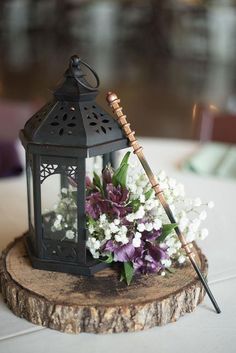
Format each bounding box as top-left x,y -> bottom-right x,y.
106,184 -> 131,217
102,166 -> 113,185
133,242 -> 169,274
103,228 -> 169,276
106,184 -> 129,203
84,165 -> 170,278
104,240 -> 135,262
141,229 -> 162,242
86,192 -> 110,219
86,176 -> 92,189
86,182 -> 131,220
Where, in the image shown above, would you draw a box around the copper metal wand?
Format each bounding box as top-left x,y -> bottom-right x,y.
106,91 -> 221,314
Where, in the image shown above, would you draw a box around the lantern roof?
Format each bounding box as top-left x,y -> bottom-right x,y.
20,55 -> 129,156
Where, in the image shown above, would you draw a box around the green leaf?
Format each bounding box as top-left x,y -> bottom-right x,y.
128,189 -> 152,212
129,199 -> 141,212
119,150 -> 131,166
162,223 -> 178,236
120,270 -> 125,282
93,171 -> 102,189
157,223 -> 177,243
145,188 -> 153,200
123,261 -> 134,285
87,216 -> 96,226
166,267 -> 175,274
93,171 -> 105,196
103,253 -> 113,263
112,151 -> 131,188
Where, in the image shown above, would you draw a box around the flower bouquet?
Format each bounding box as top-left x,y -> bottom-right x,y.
51,152 -> 214,285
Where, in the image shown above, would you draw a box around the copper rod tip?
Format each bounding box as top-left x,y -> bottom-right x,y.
106,91 -> 118,104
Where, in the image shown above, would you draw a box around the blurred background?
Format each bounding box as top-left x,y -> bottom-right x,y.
1,0 -> 236,176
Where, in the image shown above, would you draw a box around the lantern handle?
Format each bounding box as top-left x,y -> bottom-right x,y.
69,55 -> 100,91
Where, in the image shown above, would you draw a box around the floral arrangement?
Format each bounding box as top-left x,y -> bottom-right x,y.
51,152 -> 214,284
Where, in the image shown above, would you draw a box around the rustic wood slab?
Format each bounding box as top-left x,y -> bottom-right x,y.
0,235 -> 208,334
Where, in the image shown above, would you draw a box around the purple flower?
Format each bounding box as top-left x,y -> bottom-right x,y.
102,166 -> 113,185
105,184 -> 131,217
104,240 -> 135,262
141,229 -> 161,242
103,230 -> 169,276
86,176 -> 92,189
86,183 -> 131,220
133,242 -> 169,275
85,192 -> 110,219
106,184 -> 129,203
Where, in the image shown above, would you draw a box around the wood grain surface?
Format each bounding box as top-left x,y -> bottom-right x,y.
0,235 -> 207,334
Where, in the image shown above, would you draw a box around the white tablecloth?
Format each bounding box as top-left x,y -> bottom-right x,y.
0,138 -> 235,353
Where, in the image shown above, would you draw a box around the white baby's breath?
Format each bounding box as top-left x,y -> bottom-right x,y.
65,230 -> 75,240
199,228 -> 209,240
199,210 -> 207,220
100,214 -> 107,223
132,232 -> 142,248
137,223 -> 146,232
134,206 -> 145,220
126,213 -> 135,222
178,255 -> 186,264
153,219 -> 162,230
109,222 -> 119,234
145,222 -> 153,232
88,224 -> 95,234
104,228 -> 111,240
161,259 -> 172,268
208,201 -> 215,209
139,194 -> 145,203
50,165 -> 213,278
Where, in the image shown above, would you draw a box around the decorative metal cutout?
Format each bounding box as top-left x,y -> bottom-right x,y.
26,102 -> 54,132
85,105 -> 113,135
40,164 -> 58,183
40,164 -> 77,183
65,165 -> 77,179
49,106 -> 77,136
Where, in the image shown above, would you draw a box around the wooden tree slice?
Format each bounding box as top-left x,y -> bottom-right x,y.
0,235 -> 208,334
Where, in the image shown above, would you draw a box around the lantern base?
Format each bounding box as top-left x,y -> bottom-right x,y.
25,233 -> 109,276
0,234 -> 208,334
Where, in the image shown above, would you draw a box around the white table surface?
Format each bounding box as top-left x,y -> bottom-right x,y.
0,138 -> 236,353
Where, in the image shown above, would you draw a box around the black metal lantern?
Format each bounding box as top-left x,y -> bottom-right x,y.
20,55 -> 129,275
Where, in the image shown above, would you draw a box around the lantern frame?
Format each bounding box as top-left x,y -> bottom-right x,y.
20,56 -> 129,275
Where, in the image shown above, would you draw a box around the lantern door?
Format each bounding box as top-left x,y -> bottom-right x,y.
40,156 -> 83,263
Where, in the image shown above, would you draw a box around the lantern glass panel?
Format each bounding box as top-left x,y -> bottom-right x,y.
86,156 -> 103,179
26,163 -> 34,230
86,153 -> 116,180
40,162 -> 78,244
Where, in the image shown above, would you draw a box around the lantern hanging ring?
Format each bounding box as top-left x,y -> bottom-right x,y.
70,55 -> 100,91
